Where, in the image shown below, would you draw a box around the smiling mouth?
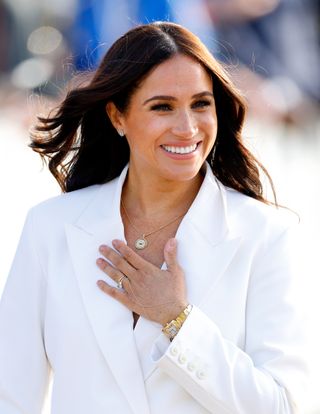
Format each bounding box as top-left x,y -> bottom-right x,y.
161,143 -> 199,154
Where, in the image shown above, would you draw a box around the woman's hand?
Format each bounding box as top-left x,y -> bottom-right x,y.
96,238 -> 188,326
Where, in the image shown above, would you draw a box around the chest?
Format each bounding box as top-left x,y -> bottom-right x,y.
53,216 -> 254,343
122,215 -> 184,269
122,215 -> 185,326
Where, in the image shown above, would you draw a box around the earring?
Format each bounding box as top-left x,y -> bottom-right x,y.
117,129 -> 124,137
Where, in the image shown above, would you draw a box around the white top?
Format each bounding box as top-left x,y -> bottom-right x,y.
0,164 -> 308,413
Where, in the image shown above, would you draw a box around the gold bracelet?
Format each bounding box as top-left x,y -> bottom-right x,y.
162,304 -> 192,341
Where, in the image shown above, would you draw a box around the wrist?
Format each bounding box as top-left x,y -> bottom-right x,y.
162,303 -> 192,341
162,302 -> 188,325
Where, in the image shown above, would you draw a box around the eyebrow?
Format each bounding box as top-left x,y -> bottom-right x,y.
143,91 -> 214,105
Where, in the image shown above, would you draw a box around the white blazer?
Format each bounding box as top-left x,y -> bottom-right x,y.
0,164 -> 308,414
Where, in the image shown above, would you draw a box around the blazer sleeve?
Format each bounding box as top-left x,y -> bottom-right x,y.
151,224 -> 309,414
0,209 -> 50,414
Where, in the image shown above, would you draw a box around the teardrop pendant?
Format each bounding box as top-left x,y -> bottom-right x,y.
135,236 -> 148,250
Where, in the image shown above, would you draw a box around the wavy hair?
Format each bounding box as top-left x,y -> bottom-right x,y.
30,21 -> 276,204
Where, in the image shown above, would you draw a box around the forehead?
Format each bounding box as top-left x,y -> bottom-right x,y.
135,54 -> 212,98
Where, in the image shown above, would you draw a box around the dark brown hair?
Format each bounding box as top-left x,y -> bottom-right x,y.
30,21 -> 275,203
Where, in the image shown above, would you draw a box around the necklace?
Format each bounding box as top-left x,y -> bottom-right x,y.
121,199 -> 187,250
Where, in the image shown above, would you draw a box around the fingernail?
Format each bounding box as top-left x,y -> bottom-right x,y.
99,245 -> 107,253
112,239 -> 122,248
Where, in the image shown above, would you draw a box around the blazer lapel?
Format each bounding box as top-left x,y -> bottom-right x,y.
65,166 -> 150,414
134,165 -> 241,381
176,168 -> 242,307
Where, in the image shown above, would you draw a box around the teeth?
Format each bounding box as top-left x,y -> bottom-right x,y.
162,144 -> 197,154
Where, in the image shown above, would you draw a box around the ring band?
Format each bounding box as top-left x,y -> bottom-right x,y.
117,275 -> 127,289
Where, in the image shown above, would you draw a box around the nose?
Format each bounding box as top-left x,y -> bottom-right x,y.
171,109 -> 198,138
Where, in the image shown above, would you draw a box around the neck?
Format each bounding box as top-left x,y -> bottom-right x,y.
121,165 -> 204,219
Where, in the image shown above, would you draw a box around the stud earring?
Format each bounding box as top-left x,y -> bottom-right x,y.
118,129 -> 124,137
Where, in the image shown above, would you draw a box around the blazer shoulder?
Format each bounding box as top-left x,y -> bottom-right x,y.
28,179 -> 116,228
30,185 -> 98,218
223,185 -> 299,239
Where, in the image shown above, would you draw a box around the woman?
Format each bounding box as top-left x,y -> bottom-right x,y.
0,22 -> 307,413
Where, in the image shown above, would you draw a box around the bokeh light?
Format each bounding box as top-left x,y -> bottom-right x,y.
11,57 -> 54,89
27,26 -> 63,55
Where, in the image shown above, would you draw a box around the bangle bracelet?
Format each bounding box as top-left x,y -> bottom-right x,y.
162,304 -> 192,341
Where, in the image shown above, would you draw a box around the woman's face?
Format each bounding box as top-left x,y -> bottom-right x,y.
109,54 -> 218,183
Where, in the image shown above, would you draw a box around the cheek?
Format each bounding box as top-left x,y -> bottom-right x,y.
144,116 -> 170,133
201,114 -> 218,137
126,116 -> 169,144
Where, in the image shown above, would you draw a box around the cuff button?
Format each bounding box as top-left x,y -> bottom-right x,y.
187,362 -> 196,372
178,354 -> 187,364
196,369 -> 207,380
170,346 -> 179,357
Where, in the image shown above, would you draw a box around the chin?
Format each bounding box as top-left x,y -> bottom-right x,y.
160,163 -> 203,183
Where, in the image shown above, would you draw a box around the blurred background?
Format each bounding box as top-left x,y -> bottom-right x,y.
0,0 -> 319,412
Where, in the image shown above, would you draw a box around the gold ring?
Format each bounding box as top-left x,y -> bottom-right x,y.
117,275 -> 127,289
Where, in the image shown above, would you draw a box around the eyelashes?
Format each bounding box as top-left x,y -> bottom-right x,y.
150,103 -> 171,111
192,100 -> 212,109
150,100 -> 212,112
192,99 -> 212,108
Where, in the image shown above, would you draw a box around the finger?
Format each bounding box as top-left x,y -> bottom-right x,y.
96,257 -> 125,283
99,245 -> 135,276
97,280 -> 133,308
112,240 -> 153,271
164,238 -> 179,270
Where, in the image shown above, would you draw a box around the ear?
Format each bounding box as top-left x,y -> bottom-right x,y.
106,102 -> 126,134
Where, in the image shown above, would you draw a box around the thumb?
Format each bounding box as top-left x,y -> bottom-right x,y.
164,238 -> 178,270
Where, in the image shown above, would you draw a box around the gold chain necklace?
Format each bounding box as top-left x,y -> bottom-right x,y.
121,199 -> 186,250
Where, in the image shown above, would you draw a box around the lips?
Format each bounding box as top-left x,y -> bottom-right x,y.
161,143 -> 198,154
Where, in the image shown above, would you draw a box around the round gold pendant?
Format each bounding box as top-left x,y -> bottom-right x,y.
135,237 -> 148,250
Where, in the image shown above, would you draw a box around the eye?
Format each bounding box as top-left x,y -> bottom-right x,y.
150,103 -> 172,111
192,99 -> 212,109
